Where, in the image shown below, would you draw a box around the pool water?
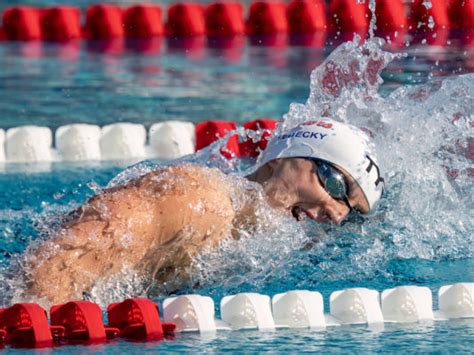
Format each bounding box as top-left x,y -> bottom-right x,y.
1,1 -> 474,351
0,33 -> 472,129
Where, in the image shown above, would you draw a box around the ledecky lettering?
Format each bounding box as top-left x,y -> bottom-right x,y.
278,131 -> 327,140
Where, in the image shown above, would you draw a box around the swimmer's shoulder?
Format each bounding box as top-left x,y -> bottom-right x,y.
139,163 -> 232,193
134,163 -> 232,202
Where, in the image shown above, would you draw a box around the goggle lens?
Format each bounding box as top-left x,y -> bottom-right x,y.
315,161 -> 349,202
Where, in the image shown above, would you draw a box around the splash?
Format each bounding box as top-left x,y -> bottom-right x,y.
282,36 -> 400,131
188,36 -> 473,297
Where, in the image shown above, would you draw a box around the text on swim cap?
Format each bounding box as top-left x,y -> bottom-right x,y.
278,131 -> 327,140
300,120 -> 334,129
366,155 -> 384,188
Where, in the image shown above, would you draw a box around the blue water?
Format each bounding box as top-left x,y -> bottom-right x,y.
1,1 -> 474,350
0,36 -> 472,129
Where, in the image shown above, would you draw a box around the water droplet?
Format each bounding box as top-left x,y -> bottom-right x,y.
422,1 -> 433,9
427,16 -> 435,29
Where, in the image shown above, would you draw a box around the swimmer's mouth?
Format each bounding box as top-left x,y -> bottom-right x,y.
291,206 -> 313,221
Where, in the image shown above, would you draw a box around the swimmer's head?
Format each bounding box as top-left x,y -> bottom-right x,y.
250,119 -> 384,223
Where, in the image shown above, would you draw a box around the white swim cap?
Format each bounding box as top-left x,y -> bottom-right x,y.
257,119 -> 384,212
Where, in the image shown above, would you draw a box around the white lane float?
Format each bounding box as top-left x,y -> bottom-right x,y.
0,129 -> 5,162
438,283 -> 474,319
100,123 -> 147,161
149,121 -> 195,160
163,294 -> 230,333
165,284 -> 474,334
272,290 -> 326,329
330,288 -> 384,324
382,286 -> 434,322
5,125 -> 53,163
221,293 -> 275,331
56,124 -> 102,161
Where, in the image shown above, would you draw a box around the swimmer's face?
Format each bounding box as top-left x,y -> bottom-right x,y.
261,158 -> 370,224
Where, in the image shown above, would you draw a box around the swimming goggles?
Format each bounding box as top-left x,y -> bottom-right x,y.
312,159 -> 354,211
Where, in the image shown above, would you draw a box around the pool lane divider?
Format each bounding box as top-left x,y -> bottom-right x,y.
0,119 -> 278,165
0,1 -> 472,43
0,298 -> 176,348
0,283 -> 472,348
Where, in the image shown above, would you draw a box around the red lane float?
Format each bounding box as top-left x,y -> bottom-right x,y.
41,6 -> 81,41
410,0 -> 450,32
0,303 -> 56,348
460,28 -> 474,47
124,5 -> 164,38
375,0 -> 407,32
166,3 -> 206,37
0,308 -> 5,348
2,1 -> 473,45
195,119 -> 278,158
0,329 -> 5,348
0,299 -> 177,349
195,120 -> 239,158
246,1 -> 288,35
286,0 -> 326,34
85,4 -> 124,39
239,119 -> 278,157
328,0 -> 368,33
2,6 -> 42,40
50,301 -> 118,343
206,2 -> 245,36
449,0 -> 474,29
108,298 -> 175,341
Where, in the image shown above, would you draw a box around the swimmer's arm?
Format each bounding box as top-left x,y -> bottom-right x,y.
25,185 -> 157,304
25,218 -> 114,304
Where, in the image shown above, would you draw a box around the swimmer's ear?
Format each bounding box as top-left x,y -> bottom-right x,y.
267,159 -> 280,171
265,160 -> 279,178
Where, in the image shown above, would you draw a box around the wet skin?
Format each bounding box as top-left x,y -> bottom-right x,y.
23,159 -> 368,305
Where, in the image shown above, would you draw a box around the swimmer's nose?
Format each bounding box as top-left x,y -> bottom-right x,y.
297,201 -> 350,224
311,202 -> 349,225
325,204 -> 350,225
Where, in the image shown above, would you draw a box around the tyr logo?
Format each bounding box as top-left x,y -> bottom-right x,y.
366,155 -> 384,188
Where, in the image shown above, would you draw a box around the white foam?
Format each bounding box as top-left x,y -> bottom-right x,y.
438,283 -> 474,319
56,124 -> 102,161
382,286 -> 434,322
100,123 -> 147,161
221,293 -> 275,331
272,290 -> 325,329
149,121 -> 195,160
330,288 -> 383,324
5,126 -> 53,163
163,294 -> 229,333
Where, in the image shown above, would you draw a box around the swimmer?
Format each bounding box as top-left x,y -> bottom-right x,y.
22,119 -> 384,305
